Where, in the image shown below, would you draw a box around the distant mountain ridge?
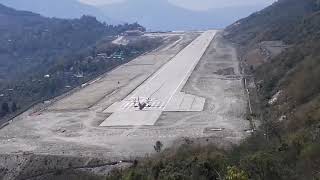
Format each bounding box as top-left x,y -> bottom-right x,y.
0,0 -> 272,31
0,0 -> 120,24
99,0 -> 271,30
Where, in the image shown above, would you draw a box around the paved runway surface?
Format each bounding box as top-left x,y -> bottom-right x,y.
101,30 -> 217,126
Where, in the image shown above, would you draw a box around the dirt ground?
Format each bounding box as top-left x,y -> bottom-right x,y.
0,32 -> 249,180
244,40 -> 287,68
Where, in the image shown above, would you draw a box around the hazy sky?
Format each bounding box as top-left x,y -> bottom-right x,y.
78,0 -> 276,11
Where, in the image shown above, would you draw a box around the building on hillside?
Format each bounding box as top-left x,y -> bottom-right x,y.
123,30 -> 144,36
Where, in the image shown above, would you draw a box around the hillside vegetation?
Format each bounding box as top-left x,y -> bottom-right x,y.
0,4 -> 141,80
0,4 -> 161,123
106,0 -> 320,179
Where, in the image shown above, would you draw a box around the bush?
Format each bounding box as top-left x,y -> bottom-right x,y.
225,166 -> 248,180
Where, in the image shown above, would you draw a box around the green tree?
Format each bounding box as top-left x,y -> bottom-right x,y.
11,102 -> 17,112
225,166 -> 249,180
1,102 -> 10,114
154,141 -> 163,153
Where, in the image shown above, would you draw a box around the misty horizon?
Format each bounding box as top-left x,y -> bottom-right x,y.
0,0 -> 275,30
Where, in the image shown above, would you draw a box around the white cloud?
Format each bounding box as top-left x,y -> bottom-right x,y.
78,0 -> 276,11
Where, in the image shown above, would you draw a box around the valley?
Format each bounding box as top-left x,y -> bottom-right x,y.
0,0 -> 319,179
0,31 -> 250,179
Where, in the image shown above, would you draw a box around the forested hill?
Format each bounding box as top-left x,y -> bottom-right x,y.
225,0 -> 320,179
0,4 -> 155,123
0,3 -> 141,80
226,0 -> 320,45
226,0 -> 320,131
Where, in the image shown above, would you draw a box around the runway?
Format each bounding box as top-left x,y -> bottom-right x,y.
101,30 -> 217,126
0,30 -> 249,162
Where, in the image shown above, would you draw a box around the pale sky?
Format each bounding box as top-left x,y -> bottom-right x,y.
78,0 -> 276,11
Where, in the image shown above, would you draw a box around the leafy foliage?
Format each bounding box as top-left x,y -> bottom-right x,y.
225,166 -> 248,180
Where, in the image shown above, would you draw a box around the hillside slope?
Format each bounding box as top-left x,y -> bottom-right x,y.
228,0 -> 320,179
0,3 -> 142,80
228,0 -> 319,42
227,0 -> 320,133
0,4 -> 156,124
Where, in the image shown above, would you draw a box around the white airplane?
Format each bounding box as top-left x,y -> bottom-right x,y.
133,97 -> 152,110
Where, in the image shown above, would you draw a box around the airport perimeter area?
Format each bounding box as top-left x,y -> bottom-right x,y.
0,31 -> 250,178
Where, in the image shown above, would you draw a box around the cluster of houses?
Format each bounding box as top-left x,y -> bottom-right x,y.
0,88 -> 14,99
40,50 -> 130,82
